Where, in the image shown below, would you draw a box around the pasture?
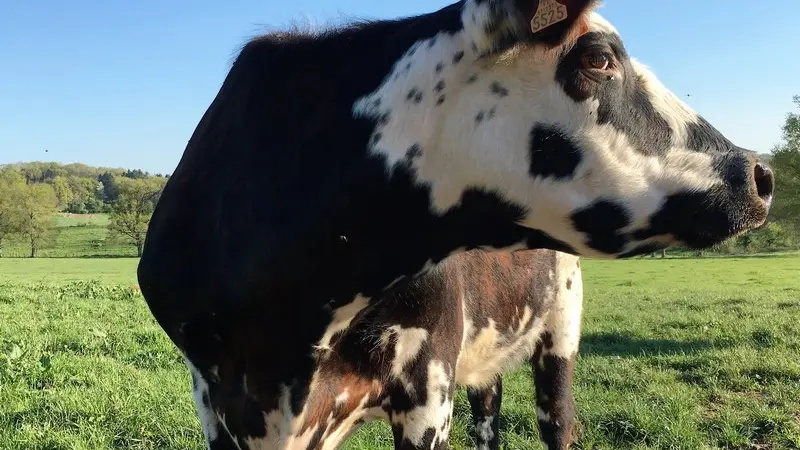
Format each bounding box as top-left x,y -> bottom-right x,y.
1,254 -> 800,449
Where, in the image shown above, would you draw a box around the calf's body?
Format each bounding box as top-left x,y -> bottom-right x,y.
185,249 -> 580,449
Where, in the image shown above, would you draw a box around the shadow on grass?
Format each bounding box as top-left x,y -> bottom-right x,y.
579,331 -> 718,358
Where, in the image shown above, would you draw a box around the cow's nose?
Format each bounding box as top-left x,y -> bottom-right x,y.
753,161 -> 774,207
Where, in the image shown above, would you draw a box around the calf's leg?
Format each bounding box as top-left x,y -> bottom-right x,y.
387,359 -> 457,450
466,377 -> 502,450
531,255 -> 583,450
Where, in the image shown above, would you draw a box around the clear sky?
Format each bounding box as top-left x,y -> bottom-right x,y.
1,0 -> 798,175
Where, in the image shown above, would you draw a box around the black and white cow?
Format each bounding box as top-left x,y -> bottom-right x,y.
137,0 -> 774,448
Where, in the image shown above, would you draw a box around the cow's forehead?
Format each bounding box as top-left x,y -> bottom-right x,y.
586,12 -> 619,36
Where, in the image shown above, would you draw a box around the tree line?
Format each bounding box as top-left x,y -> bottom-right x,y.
1,96 -> 799,259
0,162 -> 166,257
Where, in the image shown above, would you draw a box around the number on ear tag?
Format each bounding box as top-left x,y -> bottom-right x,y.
531,0 -> 569,33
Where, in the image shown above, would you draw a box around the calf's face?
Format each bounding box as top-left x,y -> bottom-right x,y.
423,11 -> 773,257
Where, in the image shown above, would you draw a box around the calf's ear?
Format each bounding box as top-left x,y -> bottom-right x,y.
520,0 -> 597,47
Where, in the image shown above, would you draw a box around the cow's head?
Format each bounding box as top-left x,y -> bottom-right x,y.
356,0 -> 773,258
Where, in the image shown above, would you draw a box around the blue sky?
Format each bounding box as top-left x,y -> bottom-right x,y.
1,0 -> 798,174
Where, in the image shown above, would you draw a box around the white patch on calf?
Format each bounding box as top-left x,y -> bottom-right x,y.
381,325 -> 430,393
315,295 -> 370,351
543,253 -> 583,358
477,415 -> 495,446
456,303 -> 548,388
390,360 -> 453,447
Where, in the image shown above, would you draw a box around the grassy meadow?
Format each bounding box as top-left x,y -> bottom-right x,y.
1,214 -> 799,449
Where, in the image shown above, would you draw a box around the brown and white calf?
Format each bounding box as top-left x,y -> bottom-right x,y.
138,1 -> 774,448
341,248 -> 583,450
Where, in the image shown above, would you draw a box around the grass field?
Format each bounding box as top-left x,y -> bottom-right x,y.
2,214 -> 136,258
1,255 -> 800,449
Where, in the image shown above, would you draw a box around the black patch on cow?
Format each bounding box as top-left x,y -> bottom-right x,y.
406,144 -> 423,160
209,429 -> 241,450
555,31 -> 673,156
528,124 -> 583,179
571,200 -> 631,254
633,190 -> 742,249
490,81 -> 508,97
434,80 -> 445,93
685,116 -> 735,153
242,397 -> 267,437
475,111 -> 485,123
435,61 -> 444,73
436,95 -> 446,106
452,51 -> 464,64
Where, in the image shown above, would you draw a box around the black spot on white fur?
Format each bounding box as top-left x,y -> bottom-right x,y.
452,51 -> 464,64
490,81 -> 508,97
528,125 -> 582,179
434,80 -> 446,93
406,144 -> 423,160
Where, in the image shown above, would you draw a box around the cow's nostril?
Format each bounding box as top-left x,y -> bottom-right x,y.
753,162 -> 774,201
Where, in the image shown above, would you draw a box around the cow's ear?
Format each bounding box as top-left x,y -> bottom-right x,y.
522,0 -> 597,47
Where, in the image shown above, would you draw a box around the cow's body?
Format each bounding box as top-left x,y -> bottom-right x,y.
139,1 -> 773,449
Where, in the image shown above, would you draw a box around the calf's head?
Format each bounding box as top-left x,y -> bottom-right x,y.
356,0 -> 773,258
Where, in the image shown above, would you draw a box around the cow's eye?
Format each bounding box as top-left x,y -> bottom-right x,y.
581,51 -> 611,71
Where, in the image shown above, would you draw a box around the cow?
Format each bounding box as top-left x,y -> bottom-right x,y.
137,0 -> 774,448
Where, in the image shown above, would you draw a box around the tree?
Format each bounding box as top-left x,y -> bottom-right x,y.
0,171 -> 26,257
19,183 -> 58,258
770,95 -> 800,229
108,177 -> 166,256
51,176 -> 74,211
98,172 -> 120,203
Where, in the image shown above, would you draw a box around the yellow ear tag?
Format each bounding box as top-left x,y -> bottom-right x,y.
531,0 -> 568,33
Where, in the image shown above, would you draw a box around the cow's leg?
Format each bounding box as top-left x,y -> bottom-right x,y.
531,255 -> 583,450
466,377 -> 502,450
387,359 -> 456,450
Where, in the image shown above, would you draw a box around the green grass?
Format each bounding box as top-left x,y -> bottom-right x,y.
2,213 -> 136,258
1,256 -> 800,449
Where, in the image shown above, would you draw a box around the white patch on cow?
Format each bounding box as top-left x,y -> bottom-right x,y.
390,360 -> 453,447
185,358 -> 220,446
477,415 -> 495,447
315,295 -> 370,351
381,325 -> 429,392
544,254 -> 583,358
354,9 -> 724,258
